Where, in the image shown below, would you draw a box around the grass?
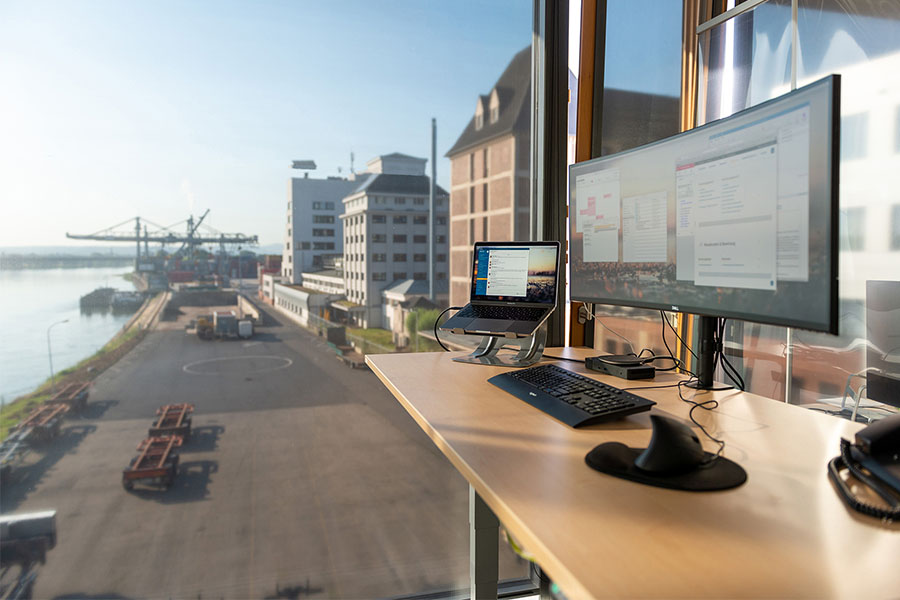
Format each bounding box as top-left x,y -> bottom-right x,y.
348,327 -> 395,348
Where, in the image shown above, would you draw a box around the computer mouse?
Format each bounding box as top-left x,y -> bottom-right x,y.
634,414 -> 707,475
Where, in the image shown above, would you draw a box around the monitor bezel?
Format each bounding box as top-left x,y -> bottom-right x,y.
569,74 -> 840,335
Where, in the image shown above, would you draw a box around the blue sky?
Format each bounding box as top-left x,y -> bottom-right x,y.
0,1 -> 532,246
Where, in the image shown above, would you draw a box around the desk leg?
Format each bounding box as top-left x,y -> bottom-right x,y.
469,485 -> 499,600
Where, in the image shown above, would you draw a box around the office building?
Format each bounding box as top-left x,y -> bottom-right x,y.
281,175 -> 358,284
340,153 -> 449,328
446,47 -> 532,307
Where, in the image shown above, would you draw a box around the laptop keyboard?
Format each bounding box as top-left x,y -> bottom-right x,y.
457,305 -> 548,321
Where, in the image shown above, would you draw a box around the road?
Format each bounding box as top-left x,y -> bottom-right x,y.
1,302 -> 525,599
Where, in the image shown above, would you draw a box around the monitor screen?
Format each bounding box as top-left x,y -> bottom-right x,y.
470,242 -> 559,304
569,75 -> 839,334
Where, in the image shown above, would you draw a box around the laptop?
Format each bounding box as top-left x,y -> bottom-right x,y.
441,241 -> 560,338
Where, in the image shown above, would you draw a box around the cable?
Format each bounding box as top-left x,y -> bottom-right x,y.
433,306 -> 463,352
589,305 -> 636,355
661,310 -> 699,362
543,355 -> 583,363
677,378 -> 727,461
660,311 -> 698,379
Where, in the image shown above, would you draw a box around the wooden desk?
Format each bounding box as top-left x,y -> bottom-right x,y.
367,348 -> 900,600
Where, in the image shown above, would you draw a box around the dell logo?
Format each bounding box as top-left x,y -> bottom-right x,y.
671,305 -> 679,311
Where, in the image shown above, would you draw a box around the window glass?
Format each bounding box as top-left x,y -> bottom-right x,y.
0,1 -> 533,597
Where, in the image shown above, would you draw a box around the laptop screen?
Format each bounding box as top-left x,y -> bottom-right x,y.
470,242 -> 559,304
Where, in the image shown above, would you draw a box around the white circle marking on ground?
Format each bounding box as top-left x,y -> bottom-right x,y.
182,355 -> 294,375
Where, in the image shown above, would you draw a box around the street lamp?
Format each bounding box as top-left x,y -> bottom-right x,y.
47,319 -> 69,394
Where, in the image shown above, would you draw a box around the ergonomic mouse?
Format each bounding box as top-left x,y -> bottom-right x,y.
634,414 -> 707,475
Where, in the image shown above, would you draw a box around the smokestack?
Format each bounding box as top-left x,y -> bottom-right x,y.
429,118 -> 436,301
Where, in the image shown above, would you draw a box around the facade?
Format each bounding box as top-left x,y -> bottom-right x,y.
445,47 -> 532,307
259,272 -> 282,305
281,175 -> 358,283
340,153 -> 449,328
301,269 -> 345,296
381,278 -> 448,337
272,281 -> 340,327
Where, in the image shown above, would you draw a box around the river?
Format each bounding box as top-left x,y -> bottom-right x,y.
0,266 -> 137,403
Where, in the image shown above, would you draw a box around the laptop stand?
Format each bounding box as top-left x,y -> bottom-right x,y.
453,323 -> 547,368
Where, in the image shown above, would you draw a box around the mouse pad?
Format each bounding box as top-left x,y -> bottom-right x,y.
585,442 -> 747,491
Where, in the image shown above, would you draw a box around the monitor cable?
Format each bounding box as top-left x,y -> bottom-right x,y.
433,306 -> 463,352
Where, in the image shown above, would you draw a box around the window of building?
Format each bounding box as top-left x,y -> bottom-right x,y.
437,272 -> 446,280
373,234 -> 386,243
393,253 -> 407,262
413,235 -> 426,243
437,216 -> 446,225
314,215 -> 335,224
301,242 -> 310,250
373,253 -> 386,262
372,214 -> 386,224
313,242 -> 335,250
841,113 -> 868,161
475,113 -> 483,130
414,198 -> 425,205
325,201 -> 335,209
312,229 -> 334,237
414,215 -> 427,224
437,235 -> 446,243
393,234 -> 407,243
469,152 -> 475,180
413,272 -> 426,280
413,253 -> 426,262
469,187 -> 474,213
469,219 -> 475,244
312,201 -> 322,209
373,272 -> 386,281
286,242 -> 290,250
393,215 -> 407,224
483,147 -> 489,176
490,106 -> 498,124
395,197 -> 406,205
436,253 -> 446,262
436,197 -> 443,207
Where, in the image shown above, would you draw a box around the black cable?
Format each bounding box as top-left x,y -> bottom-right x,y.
716,319 -> 745,391
662,310 -> 699,362
677,378 -> 727,461
543,355 -> 582,363
434,306 -> 463,352
660,311 -> 698,379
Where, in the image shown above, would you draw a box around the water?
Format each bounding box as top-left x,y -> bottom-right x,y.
0,267 -> 137,403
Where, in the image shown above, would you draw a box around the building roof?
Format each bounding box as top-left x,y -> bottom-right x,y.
446,46 -> 531,157
350,173 -> 448,197
382,278 -> 449,297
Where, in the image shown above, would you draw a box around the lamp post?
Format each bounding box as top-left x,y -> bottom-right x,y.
47,319 -> 69,394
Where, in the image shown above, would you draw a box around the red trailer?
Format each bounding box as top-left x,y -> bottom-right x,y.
148,404 -> 194,439
122,436 -> 182,490
47,382 -> 90,411
15,404 -> 70,442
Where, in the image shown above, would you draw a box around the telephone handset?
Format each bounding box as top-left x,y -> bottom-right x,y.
827,413 -> 900,521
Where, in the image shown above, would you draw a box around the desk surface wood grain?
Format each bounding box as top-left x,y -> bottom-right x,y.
367,349 -> 900,600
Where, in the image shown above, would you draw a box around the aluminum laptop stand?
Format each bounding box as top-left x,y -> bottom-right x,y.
453,322 -> 547,368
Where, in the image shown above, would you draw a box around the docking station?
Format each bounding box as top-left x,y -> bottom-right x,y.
585,356 -> 656,380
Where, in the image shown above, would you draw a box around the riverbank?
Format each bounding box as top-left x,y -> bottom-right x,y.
0,291 -> 167,440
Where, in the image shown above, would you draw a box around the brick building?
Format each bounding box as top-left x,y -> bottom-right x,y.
445,46 -> 532,307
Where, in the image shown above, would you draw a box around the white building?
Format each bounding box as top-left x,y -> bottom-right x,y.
281,175 -> 358,283
341,153 -> 449,328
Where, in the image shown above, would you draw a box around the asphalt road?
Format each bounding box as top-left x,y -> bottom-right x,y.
1,303 -> 525,599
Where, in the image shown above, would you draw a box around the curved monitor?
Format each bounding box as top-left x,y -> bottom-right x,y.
569,75 -> 840,334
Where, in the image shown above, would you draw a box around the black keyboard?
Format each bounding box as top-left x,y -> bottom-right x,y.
457,304 -> 547,321
488,364 -> 656,427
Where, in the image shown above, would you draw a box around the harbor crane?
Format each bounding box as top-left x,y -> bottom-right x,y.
66,213 -> 258,268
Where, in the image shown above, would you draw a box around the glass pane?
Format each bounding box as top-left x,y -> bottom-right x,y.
0,2 -> 533,597
695,0 -> 793,399
790,0 -> 900,412
590,0 -> 682,351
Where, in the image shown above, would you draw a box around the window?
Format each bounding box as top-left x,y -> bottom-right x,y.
312,201 -> 322,209
373,272 -> 386,281
469,187 -> 474,213
413,235 -> 426,243
372,214 -> 386,224
325,201 -> 335,209
482,217 -> 488,239
469,153 -> 475,180
841,113 -> 868,161
483,147 -> 489,176
437,253 -> 446,262
301,242 -> 311,250
312,228 -> 334,237
414,198 -> 425,205
393,253 -> 407,262
437,216 -> 446,225
313,242 -> 335,250
437,235 -> 446,243
414,215 -> 427,224
393,215 -> 407,224
490,106 -> 498,124
314,215 -> 334,224
892,205 -> 900,250
288,228 -> 291,236
413,253 -> 426,262
373,234 -> 387,243
395,197 -> 406,205
393,272 -> 407,280
393,234 -> 407,243
437,272 -> 446,280
373,253 -> 386,262
483,183 -> 488,211
286,242 -> 290,250
413,272 -> 426,280
475,114 -> 483,130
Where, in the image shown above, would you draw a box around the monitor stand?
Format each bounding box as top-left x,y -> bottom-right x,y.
453,323 -> 547,368
685,315 -> 719,390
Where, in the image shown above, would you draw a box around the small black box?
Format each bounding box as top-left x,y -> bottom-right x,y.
585,356 -> 655,380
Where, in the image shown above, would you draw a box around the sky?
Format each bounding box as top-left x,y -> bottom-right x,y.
0,0 -> 533,247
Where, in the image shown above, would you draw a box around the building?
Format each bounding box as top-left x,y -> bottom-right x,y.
445,46 -> 533,307
281,175 -> 358,284
340,153 -> 449,328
